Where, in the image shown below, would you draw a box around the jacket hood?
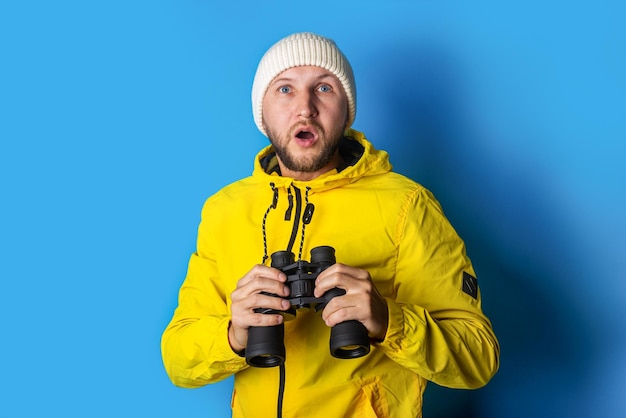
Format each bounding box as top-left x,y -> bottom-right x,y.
252,129 -> 392,192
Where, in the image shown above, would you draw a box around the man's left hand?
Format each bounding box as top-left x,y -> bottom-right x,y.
314,263 -> 388,341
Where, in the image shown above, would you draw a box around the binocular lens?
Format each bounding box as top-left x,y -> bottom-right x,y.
330,320 -> 371,359
246,324 -> 286,367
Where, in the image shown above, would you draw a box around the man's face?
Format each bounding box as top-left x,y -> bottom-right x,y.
262,66 -> 349,181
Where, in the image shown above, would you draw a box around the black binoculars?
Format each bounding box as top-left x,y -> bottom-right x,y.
245,246 -> 371,367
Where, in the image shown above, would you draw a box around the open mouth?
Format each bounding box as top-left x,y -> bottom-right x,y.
292,125 -> 319,147
296,130 -> 315,140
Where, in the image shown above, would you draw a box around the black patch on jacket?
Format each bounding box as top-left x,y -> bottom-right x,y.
462,272 -> 478,299
336,135 -> 364,171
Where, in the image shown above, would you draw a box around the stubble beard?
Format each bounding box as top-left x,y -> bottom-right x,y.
266,122 -> 345,173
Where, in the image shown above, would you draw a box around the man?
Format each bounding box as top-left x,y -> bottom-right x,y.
162,32 -> 499,417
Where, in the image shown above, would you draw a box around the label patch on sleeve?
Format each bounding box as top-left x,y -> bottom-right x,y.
462,272 -> 478,299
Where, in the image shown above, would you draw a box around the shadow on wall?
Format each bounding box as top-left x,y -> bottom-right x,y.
366,41 -> 596,418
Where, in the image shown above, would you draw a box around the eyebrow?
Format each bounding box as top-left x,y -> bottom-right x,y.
270,72 -> 337,86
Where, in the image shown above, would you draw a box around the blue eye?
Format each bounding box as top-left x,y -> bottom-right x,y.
318,84 -> 332,92
279,86 -> 291,94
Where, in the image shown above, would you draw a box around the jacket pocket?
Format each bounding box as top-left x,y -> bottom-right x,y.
231,388 -> 244,417
351,377 -> 390,418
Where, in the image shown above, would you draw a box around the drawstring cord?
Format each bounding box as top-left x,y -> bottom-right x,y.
263,183 -> 314,264
261,183 -> 313,418
262,182 -> 278,264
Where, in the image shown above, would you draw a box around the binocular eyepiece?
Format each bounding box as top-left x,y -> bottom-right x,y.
245,246 -> 371,367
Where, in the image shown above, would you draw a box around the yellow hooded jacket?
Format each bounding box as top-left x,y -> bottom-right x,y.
162,130 -> 499,417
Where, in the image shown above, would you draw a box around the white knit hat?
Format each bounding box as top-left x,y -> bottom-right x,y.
251,32 -> 356,136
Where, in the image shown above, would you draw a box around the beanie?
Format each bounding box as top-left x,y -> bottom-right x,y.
251,32 -> 356,137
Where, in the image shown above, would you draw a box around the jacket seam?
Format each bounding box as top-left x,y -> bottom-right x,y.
395,184 -> 424,253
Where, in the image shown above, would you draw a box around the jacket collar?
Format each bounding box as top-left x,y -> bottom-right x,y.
252,129 -> 392,192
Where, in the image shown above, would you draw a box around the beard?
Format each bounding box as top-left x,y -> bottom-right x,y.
265,121 -> 345,173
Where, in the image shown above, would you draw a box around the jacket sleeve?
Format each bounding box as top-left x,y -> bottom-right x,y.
376,187 -> 499,389
161,210 -> 248,388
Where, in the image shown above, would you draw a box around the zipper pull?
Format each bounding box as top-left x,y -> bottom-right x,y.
271,183 -> 278,209
302,203 -> 315,224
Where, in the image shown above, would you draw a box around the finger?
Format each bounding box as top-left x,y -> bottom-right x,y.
313,264 -> 346,296
233,272 -> 290,303
232,280 -> 290,304
230,293 -> 290,329
233,310 -> 285,328
237,264 -> 287,288
231,288 -> 291,320
247,292 -> 292,313
322,302 -> 358,328
314,264 -> 369,297
321,291 -> 388,340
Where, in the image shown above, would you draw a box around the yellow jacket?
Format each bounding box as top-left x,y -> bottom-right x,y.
162,130 -> 499,417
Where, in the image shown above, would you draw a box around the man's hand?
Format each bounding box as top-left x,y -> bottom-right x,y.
313,264 -> 389,341
228,265 -> 291,353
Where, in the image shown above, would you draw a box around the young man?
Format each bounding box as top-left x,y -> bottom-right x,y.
162,32 -> 499,417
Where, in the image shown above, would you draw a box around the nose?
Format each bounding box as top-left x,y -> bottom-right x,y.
296,90 -> 318,119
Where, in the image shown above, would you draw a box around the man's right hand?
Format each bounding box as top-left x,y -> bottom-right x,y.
228,265 -> 291,353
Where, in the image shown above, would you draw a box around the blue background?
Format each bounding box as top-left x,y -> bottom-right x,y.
1,1 -> 624,417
